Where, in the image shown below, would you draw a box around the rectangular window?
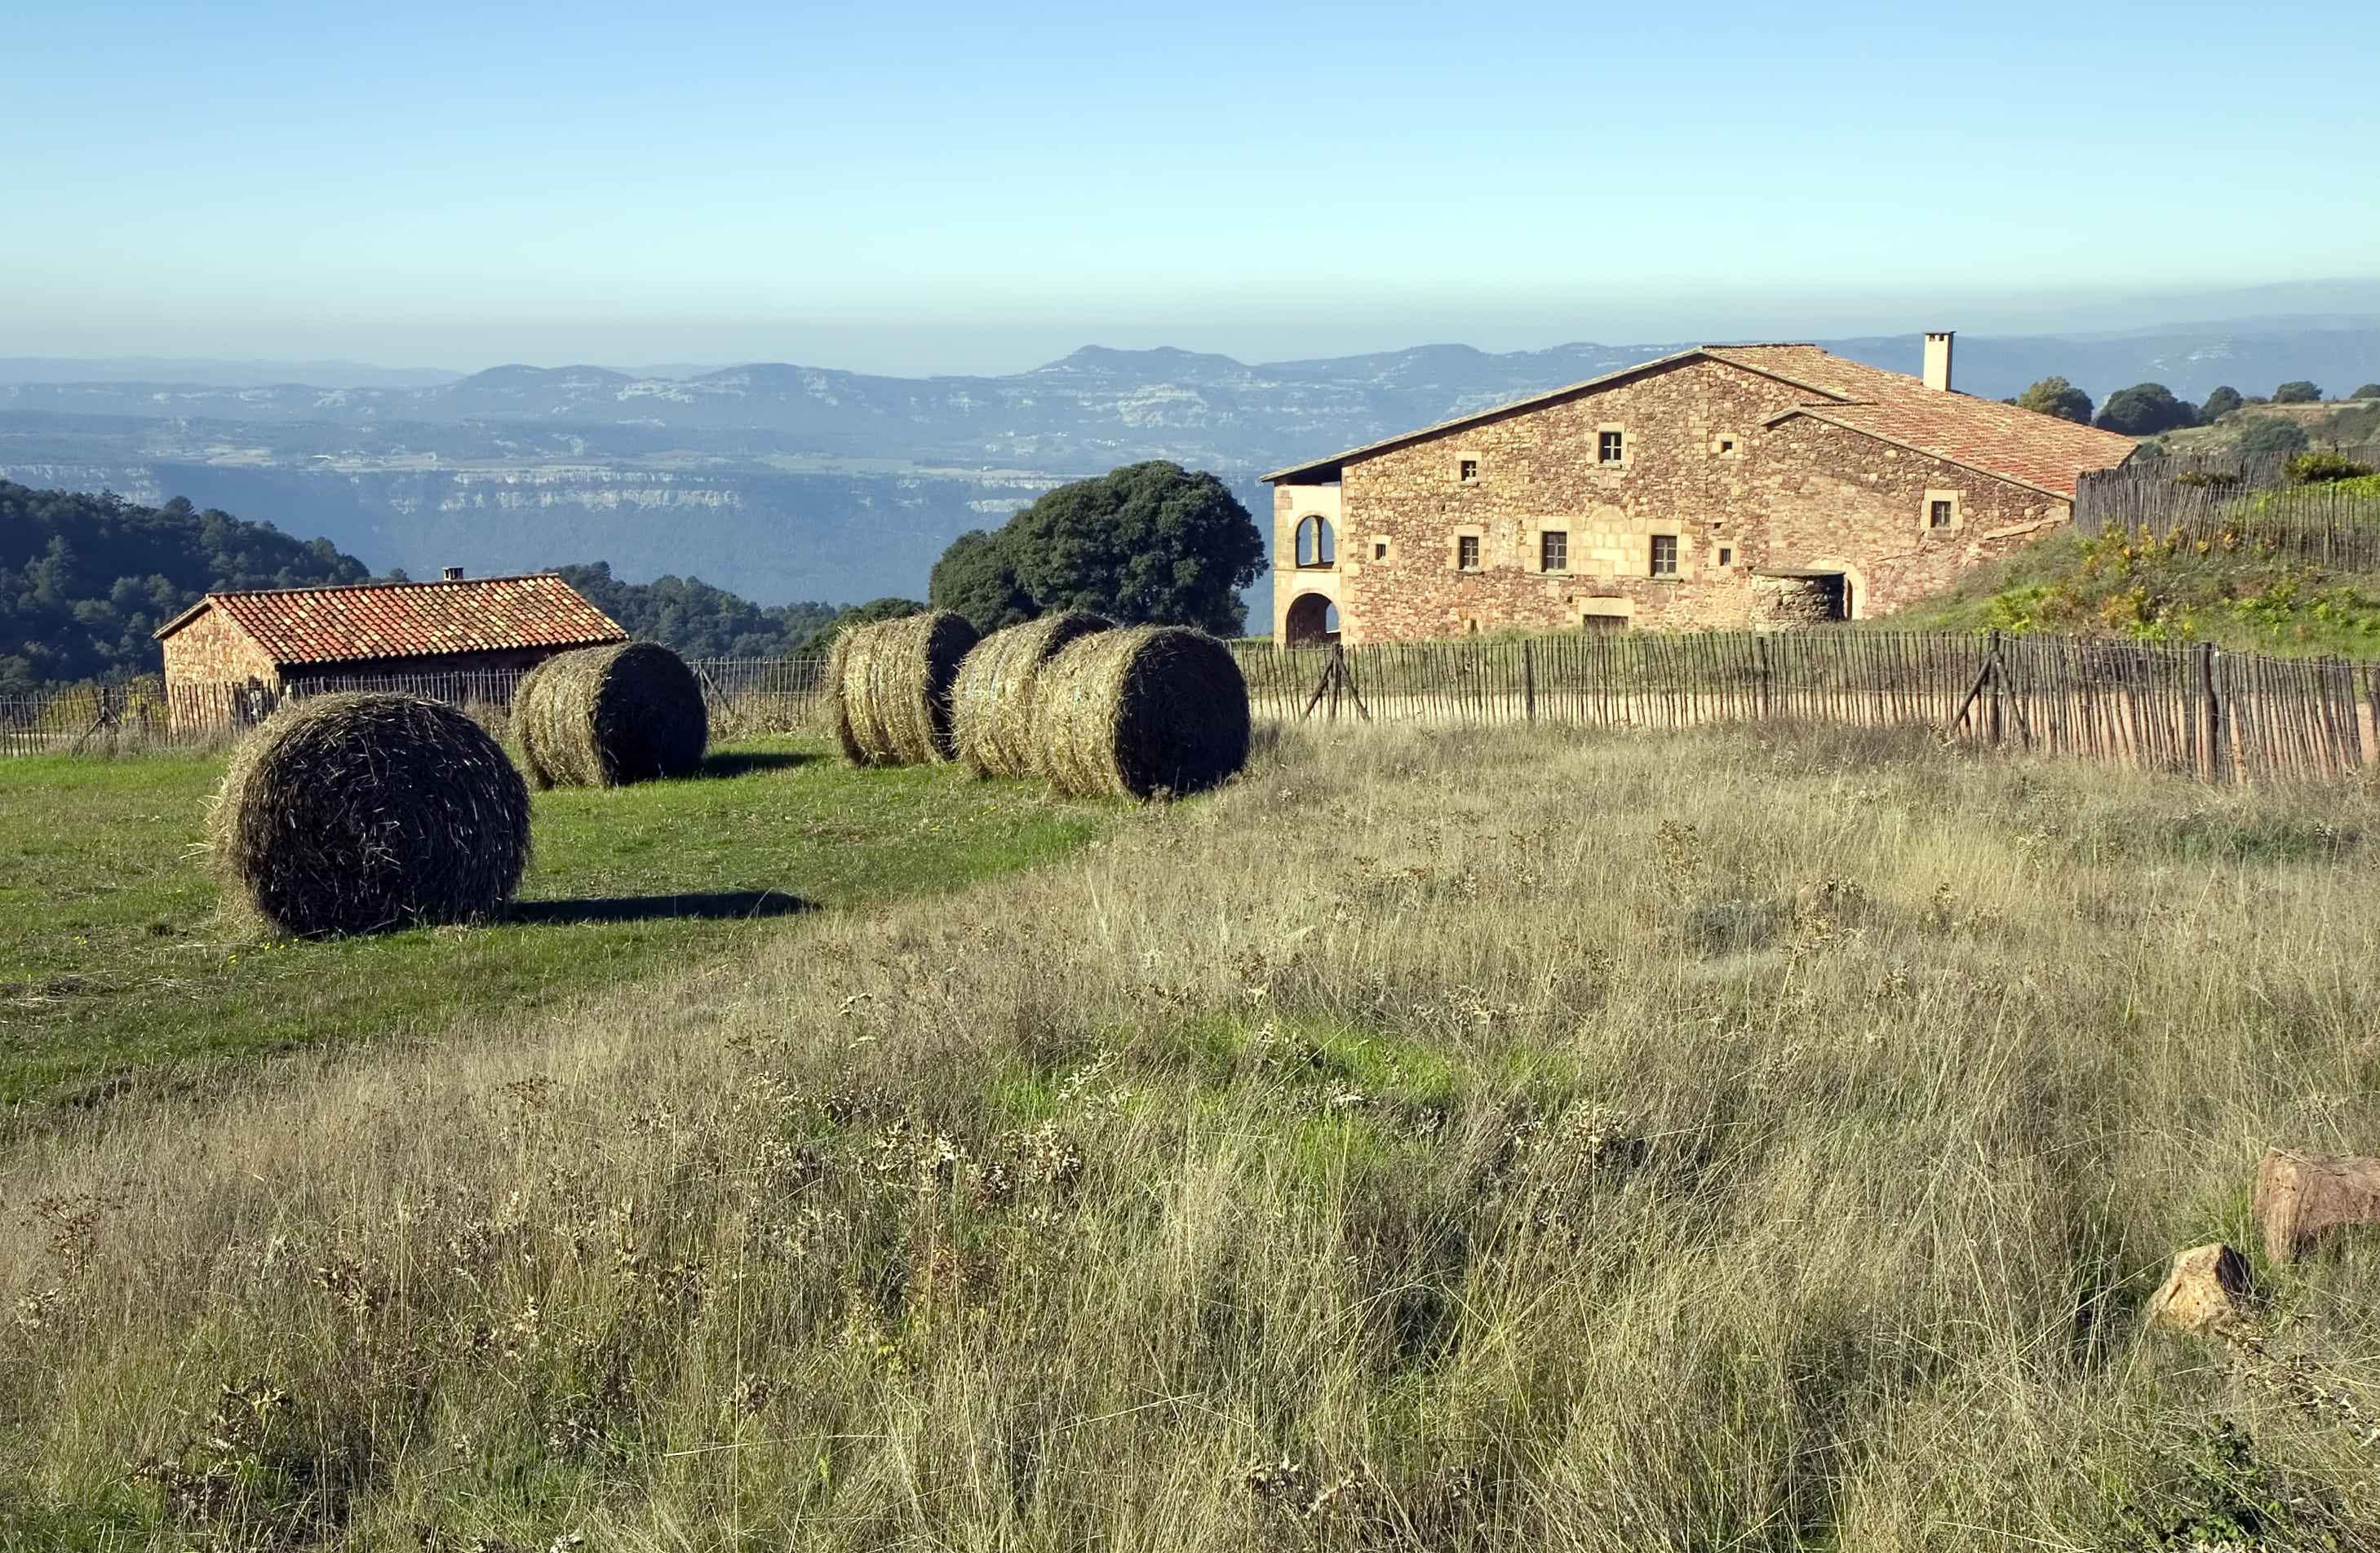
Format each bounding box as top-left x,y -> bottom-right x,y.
1457,534 -> 1481,571
1540,530 -> 1568,573
1599,431 -> 1625,464
1373,541 -> 1388,560
1718,546 -> 1733,566
1650,534 -> 1678,577
1718,438 -> 1736,453
1459,458 -> 1479,483
1930,498 -> 1954,529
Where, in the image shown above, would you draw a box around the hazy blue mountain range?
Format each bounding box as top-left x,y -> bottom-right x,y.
4,322 -> 2377,608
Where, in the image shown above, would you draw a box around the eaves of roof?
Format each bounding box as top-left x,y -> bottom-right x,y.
153,573 -> 628,666
1262,348 -> 1710,484
154,599 -> 215,639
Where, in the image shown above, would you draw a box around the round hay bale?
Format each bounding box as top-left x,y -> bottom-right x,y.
950,611 -> 1115,777
211,692 -> 531,936
1030,626 -> 1251,800
828,610 -> 980,765
514,641 -> 707,788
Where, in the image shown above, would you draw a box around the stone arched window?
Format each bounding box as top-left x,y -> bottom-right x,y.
1295,515 -> 1336,568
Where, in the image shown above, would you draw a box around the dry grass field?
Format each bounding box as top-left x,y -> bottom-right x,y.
7,721 -> 2380,1549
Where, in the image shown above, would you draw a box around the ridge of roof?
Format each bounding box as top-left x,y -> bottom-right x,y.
1263,341 -> 2136,499
1261,347 -> 1714,484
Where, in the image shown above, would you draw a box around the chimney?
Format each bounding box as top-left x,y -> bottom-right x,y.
1921,331 -> 1955,392
441,566 -> 464,581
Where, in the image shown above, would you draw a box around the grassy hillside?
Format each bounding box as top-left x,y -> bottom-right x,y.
1889,490 -> 2380,654
6,723 -> 2380,1548
0,735 -> 1104,1119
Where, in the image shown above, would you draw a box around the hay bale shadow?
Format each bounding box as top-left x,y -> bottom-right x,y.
508,891 -> 818,925
697,750 -> 823,779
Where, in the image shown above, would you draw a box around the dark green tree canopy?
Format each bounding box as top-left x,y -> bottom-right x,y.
2015,376 -> 2094,424
2236,416 -> 2311,458
929,462 -> 1263,636
926,529 -> 1036,636
547,561 -> 838,658
2095,383 -> 2199,436
0,484 -> 373,689
2200,386 -> 2244,419
2353,385 -> 2380,400
2271,381 -> 2322,404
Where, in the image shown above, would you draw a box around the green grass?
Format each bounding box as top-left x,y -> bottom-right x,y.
0,735 -> 1108,1118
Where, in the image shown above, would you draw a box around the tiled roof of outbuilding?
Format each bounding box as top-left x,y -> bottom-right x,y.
1264,342 -> 2138,500
155,573 -> 627,666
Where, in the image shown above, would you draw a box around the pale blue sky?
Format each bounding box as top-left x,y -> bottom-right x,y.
4,0 -> 2373,376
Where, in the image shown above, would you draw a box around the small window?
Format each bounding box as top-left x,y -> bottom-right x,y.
1650,534 -> 1678,577
1718,438 -> 1736,454
1456,534 -> 1481,571
1373,541 -> 1388,560
1540,530 -> 1569,573
1718,546 -> 1733,566
1296,515 -> 1335,567
1929,499 -> 1953,530
1599,431 -> 1625,464
1459,458 -> 1479,483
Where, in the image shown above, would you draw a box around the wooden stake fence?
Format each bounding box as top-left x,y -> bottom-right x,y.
9,634 -> 2378,782
1231,631 -> 2380,782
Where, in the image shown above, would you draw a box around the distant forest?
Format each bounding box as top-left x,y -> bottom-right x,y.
0,482 -> 845,690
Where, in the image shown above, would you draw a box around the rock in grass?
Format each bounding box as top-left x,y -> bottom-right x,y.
951,611 -> 1114,777
514,641 -> 707,788
211,692 -> 530,936
828,610 -> 980,766
2254,1147 -> 2380,1264
2147,1242 -> 2255,1334
1030,625 -> 1250,800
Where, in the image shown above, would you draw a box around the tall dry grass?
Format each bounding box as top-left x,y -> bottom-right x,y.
7,722 -> 2380,1549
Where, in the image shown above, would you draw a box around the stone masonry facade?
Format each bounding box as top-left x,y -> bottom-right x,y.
159,605 -> 281,690
1268,347 -> 2134,644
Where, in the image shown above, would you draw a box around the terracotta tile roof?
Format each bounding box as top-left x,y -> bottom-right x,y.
1265,341 -> 2138,499
1777,397 -> 2139,500
1706,344 -> 2139,499
157,573 -> 627,666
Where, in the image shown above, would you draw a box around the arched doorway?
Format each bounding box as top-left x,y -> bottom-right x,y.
1284,592 -> 1341,645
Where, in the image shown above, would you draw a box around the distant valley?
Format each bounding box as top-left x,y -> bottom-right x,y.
6,323 -> 2378,608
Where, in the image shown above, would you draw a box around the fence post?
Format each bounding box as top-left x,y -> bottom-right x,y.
1522,639 -> 1536,725
2199,641 -> 2226,783
1988,630 -> 2004,748
1754,633 -> 1771,719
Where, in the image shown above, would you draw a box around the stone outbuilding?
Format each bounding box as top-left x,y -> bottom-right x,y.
156,569 -> 627,723
1264,335 -> 2140,644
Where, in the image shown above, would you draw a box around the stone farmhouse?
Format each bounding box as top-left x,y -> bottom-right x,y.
156,569 -> 626,723
1264,334 -> 2139,644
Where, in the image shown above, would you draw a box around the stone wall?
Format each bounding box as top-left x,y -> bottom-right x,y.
1749,574 -> 1837,630
160,608 -> 281,694
1273,356 -> 2072,645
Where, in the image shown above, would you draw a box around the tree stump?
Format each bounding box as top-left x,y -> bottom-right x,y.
2147,1243 -> 2255,1334
2254,1148 -> 2380,1264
